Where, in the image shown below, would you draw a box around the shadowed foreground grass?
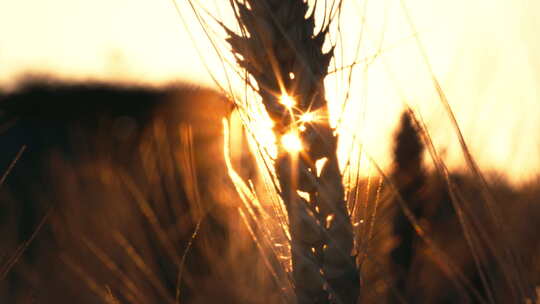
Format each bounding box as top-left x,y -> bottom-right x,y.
0,79 -> 276,304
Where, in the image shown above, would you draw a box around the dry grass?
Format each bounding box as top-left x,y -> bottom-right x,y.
0,79 -> 539,304
0,81 -> 280,303
219,1 -> 359,303
184,1 -> 540,303
1,1 -> 540,303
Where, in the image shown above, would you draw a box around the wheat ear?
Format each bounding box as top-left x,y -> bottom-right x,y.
390,112 -> 426,302
224,1 -> 359,303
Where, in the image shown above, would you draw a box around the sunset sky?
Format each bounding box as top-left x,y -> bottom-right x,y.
1,0 -> 539,183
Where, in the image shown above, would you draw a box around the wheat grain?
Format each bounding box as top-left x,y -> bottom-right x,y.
223,1 -> 359,303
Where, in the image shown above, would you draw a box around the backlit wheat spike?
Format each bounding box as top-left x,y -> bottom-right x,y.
224,1 -> 360,303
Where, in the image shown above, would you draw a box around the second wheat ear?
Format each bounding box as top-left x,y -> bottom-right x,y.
223,1 -> 360,303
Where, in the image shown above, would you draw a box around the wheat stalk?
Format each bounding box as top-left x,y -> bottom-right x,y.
222,1 -> 360,303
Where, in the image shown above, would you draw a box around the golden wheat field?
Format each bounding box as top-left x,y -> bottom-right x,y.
1,1 -> 539,303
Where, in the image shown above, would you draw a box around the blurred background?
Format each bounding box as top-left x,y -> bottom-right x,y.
1,0 -> 540,183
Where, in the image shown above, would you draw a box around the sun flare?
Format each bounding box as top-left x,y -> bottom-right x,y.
281,132 -> 303,153
279,94 -> 296,108
299,112 -> 316,123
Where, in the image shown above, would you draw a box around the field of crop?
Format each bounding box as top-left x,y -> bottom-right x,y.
1,1 -> 539,303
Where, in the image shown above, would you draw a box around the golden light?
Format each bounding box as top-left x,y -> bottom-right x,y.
300,112 -> 316,123
252,122 -> 278,156
0,0 -> 538,183
297,190 -> 310,201
279,94 -> 296,108
325,214 -> 335,229
281,132 -> 303,153
315,157 -> 328,176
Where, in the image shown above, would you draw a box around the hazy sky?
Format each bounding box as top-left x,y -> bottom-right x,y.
1,0 -> 539,183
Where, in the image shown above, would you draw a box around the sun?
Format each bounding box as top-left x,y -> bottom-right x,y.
279,94 -> 296,108
299,112 -> 316,123
281,131 -> 303,153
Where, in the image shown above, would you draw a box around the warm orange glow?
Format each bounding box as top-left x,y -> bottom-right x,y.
281,132 -> 303,153
280,94 -> 296,108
